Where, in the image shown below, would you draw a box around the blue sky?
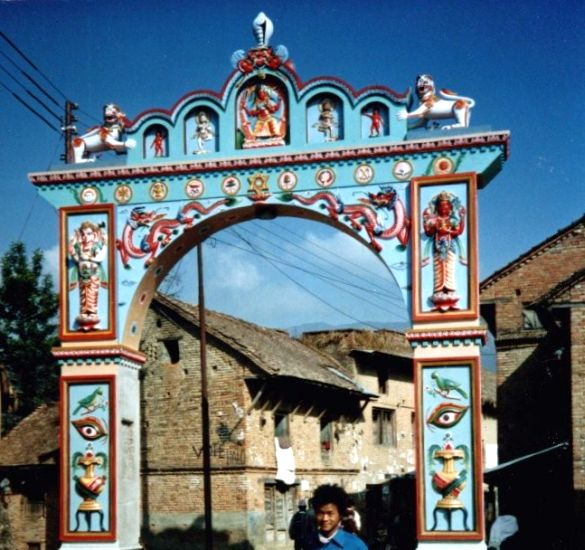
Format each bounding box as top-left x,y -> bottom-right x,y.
0,0 -> 584,330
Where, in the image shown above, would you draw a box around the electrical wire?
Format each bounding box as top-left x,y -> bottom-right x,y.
0,62 -> 61,121
0,30 -> 68,103
216,234 -> 398,315
270,218 -> 402,286
229,226 -> 389,330
0,33 -> 99,131
246,221 -> 405,302
228,229 -> 396,299
0,79 -> 60,133
225,226 -> 407,312
0,49 -> 60,108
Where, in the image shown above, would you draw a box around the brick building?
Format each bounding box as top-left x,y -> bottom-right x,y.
0,403 -> 59,550
480,214 -> 585,549
140,293 -> 380,549
0,294 -> 496,549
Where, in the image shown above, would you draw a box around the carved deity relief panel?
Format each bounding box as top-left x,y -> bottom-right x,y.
411,174 -> 478,322
61,377 -> 115,542
236,77 -> 288,149
60,205 -> 116,341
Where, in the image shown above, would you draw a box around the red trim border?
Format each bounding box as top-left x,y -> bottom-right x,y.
414,356 -> 484,541
411,173 -> 479,323
59,204 -> 117,342
60,374 -> 117,542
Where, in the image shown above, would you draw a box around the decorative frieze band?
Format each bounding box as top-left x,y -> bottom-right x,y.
406,328 -> 488,348
30,131 -> 509,186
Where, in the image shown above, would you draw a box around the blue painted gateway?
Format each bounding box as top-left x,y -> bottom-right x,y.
29,12 -> 508,550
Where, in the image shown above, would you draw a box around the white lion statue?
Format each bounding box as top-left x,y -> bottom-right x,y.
397,74 -> 475,130
72,103 -> 136,163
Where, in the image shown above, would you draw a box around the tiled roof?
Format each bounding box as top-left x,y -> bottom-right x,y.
0,403 -> 59,465
152,294 -> 368,395
530,267 -> 585,306
480,214 -> 585,291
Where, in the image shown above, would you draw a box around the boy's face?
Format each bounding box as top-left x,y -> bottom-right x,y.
316,503 -> 341,537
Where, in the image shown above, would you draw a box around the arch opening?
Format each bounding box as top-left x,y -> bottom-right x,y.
122,204 -> 409,349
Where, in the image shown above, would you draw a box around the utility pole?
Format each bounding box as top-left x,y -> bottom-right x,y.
62,100 -> 78,164
198,243 -> 213,549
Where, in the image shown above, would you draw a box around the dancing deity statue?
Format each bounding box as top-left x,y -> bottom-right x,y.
239,83 -> 286,148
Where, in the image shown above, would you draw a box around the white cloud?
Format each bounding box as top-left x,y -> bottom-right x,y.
43,244 -> 60,285
206,247 -> 264,293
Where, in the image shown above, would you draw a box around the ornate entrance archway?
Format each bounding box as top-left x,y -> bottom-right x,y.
30,13 -> 508,549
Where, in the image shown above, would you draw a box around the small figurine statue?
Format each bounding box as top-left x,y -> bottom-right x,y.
192,111 -> 215,154
362,108 -> 384,137
72,103 -> 136,163
314,98 -> 338,141
397,74 -> 475,130
150,130 -> 166,157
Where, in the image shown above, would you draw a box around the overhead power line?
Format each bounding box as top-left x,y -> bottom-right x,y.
0,50 -> 60,108
228,225 -> 406,310
217,233 -> 398,315
270,218 -> 402,286
0,30 -> 68,103
0,79 -> 60,133
0,62 -> 61,121
229,226 -> 387,330
250,220 -> 405,301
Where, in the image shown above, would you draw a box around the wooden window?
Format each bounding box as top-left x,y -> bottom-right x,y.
264,483 -> 296,543
161,339 -> 181,364
372,407 -> 396,447
25,496 -> 45,518
274,412 -> 289,439
320,418 -> 333,454
377,370 -> 389,394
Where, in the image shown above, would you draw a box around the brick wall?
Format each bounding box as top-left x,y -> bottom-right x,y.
481,222 -> 585,335
480,219 -> 585,549
140,306 -> 399,549
2,490 -> 57,550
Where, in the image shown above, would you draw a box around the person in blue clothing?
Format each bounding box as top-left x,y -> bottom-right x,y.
308,484 -> 368,549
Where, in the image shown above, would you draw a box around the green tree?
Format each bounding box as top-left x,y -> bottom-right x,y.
0,242 -> 59,432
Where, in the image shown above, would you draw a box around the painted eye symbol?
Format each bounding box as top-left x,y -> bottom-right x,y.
72,416 -> 108,441
426,402 -> 469,429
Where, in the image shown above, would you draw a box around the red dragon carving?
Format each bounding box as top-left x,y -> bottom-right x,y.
281,187 -> 410,252
116,199 -> 231,268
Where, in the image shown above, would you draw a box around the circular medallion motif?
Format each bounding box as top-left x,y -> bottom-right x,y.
150,181 -> 168,201
222,175 -> 241,196
393,160 -> 414,181
354,164 -> 374,185
114,184 -> 132,204
316,167 -> 335,188
433,156 -> 455,175
278,170 -> 298,191
185,178 -> 205,199
79,186 -> 99,205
